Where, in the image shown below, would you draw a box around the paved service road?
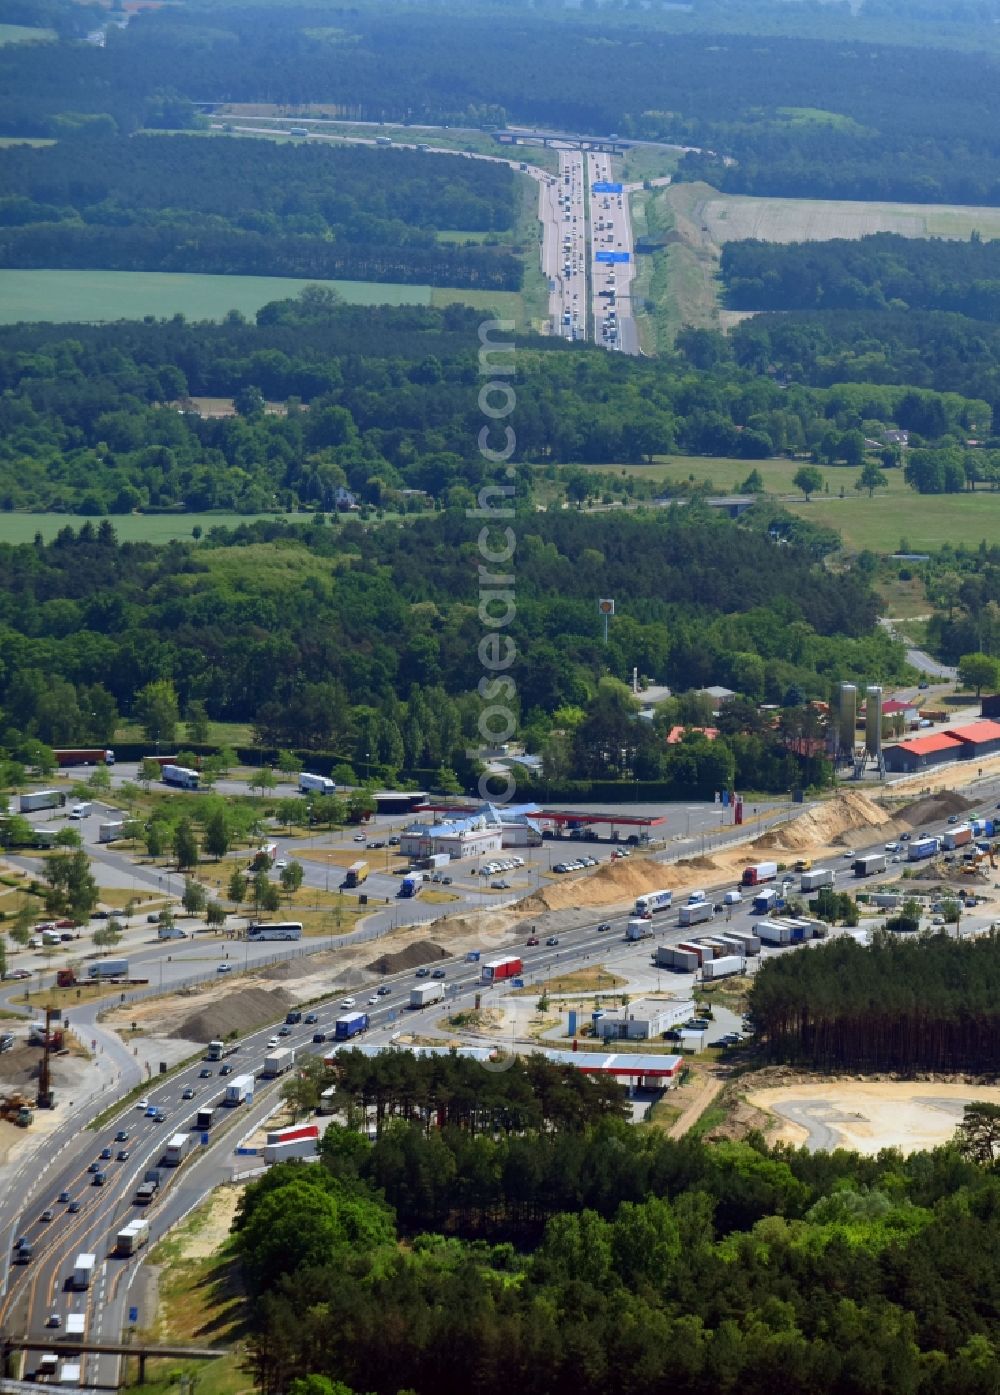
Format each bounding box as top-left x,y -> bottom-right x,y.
878,618 -> 958,681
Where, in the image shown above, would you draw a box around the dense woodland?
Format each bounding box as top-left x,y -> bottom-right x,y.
5,9 -> 1000,203
727,309 -> 1000,411
722,234 -> 1000,320
751,933 -> 1000,1072
0,294 -> 989,514
229,1052 -> 1000,1395
0,136 -> 520,285
0,507 -> 904,794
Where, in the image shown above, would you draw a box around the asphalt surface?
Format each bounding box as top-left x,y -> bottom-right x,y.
586,152 -> 638,354
879,618 -> 958,681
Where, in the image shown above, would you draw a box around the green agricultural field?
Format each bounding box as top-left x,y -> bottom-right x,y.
0,22 -> 54,42
0,512 -> 306,545
0,269 -> 442,324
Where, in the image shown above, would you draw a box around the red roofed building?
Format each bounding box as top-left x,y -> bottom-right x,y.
666,725 -> 718,745
882,731 -> 965,773
949,720 -> 1000,756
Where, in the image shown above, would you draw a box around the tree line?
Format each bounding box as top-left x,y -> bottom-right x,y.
750,931 -> 1000,1072
721,232 -> 1000,320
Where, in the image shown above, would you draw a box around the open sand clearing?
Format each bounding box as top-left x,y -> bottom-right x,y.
747,1080 -> 1000,1155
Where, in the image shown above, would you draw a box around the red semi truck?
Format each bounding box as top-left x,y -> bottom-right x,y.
481,955 -> 523,984
741,860 -> 778,887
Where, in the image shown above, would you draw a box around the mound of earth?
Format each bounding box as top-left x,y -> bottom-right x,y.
896,789 -> 973,828
521,853 -> 725,914
750,789 -> 891,853
171,986 -> 294,1042
367,939 -> 449,975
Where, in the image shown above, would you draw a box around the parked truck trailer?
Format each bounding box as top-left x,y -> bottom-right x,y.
53,748 -> 114,767
655,946 -> 700,972
299,772 -> 336,796
702,954 -> 744,981
162,764 -> 200,790
19,789 -> 64,813
678,901 -> 714,927
87,958 -> 129,980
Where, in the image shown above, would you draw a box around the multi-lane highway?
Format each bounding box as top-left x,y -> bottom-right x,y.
586,152 -> 638,354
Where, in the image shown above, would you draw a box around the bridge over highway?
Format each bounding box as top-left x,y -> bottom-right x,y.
0,1336 -> 232,1386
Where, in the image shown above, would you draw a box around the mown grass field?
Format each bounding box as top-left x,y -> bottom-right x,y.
0,22 -> 54,42
0,269 -> 434,323
697,187 -> 1000,244
578,454 -> 1000,552
786,491 -> 1000,553
0,269 -> 524,325
0,512 -> 306,544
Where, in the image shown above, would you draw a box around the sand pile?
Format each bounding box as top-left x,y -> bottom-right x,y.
896,790 -> 973,827
751,789 -> 892,854
171,986 -> 294,1042
521,853 -> 725,914
367,939 -> 449,975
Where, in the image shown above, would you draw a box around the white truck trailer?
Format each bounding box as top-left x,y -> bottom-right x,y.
410,981 -> 445,1009
19,789 -> 63,813
71,1253 -> 96,1291
163,1132 -> 193,1167
115,1219 -> 150,1255
98,820 -> 124,843
262,1047 -> 296,1078
626,917 -> 653,941
678,901 -> 715,927
702,954 -> 744,981
224,1073 -> 254,1106
800,867 -> 834,892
